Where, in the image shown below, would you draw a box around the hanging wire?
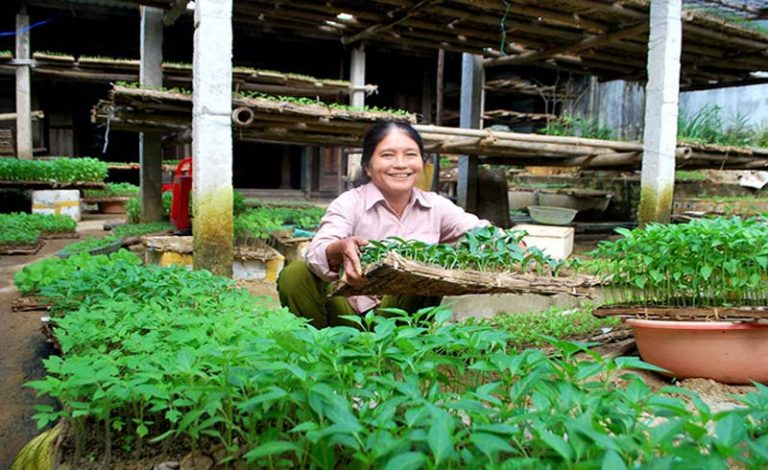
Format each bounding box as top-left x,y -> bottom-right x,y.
499,0 -> 512,56
0,18 -> 53,37
102,105 -> 114,154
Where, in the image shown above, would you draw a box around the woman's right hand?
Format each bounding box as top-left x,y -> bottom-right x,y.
326,236 -> 369,286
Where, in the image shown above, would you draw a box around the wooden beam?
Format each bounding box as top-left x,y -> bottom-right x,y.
163,0 -> 190,26
341,0 -> 441,45
486,22 -> 648,68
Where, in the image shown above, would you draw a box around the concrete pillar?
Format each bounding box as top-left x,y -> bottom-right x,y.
350,45 -> 366,108
457,53 -> 484,212
638,0 -> 682,225
15,7 -> 32,159
192,0 -> 233,276
139,6 -> 165,222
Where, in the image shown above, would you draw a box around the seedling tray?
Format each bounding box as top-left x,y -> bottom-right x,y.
594,305 -> 768,323
332,252 -> 600,297
0,241 -> 43,255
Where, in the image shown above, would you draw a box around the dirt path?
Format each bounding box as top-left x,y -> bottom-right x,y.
0,216 -> 115,469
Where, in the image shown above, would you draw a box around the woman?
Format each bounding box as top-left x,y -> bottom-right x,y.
278,120 -> 488,327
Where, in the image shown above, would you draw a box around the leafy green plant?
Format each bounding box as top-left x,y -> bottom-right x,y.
538,116 -> 614,140
233,190 -> 247,215
57,235 -> 120,257
675,170 -> 708,181
235,208 -> 284,243
235,206 -> 324,243
82,183 -> 139,199
125,192 -> 173,223
111,221 -> 172,238
465,305 -> 621,348
585,216 -> 768,306
0,157 -> 107,183
361,226 -> 563,275
28,294 -> 768,467
14,250 -> 141,294
678,105 -> 756,147
0,212 -> 77,247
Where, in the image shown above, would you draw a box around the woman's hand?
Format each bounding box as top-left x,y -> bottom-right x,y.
326,236 -> 369,286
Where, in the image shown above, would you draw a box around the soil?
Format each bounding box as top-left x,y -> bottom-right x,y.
0,215 -> 117,469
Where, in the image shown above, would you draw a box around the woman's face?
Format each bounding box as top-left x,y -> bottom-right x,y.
365,129 -> 424,199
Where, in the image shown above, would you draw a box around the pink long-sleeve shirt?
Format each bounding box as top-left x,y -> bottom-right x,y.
304,182 -> 489,313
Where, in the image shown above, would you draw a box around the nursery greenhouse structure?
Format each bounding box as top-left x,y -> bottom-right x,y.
3,0 -> 768,468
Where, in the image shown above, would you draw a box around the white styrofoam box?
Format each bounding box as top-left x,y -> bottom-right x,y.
31,190 -> 81,221
512,223 -> 574,260
232,245 -> 285,283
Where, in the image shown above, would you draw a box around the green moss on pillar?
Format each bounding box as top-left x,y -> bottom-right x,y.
638,184 -> 674,227
193,187 -> 233,277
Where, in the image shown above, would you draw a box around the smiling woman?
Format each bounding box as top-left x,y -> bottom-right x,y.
277,121 -> 489,327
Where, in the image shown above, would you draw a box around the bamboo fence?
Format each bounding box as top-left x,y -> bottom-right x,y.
92,85 -> 768,170
0,52 -> 376,98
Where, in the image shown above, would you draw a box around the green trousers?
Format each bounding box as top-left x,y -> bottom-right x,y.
277,261 -> 441,328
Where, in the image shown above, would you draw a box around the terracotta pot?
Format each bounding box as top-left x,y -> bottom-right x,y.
98,200 -> 127,214
626,318 -> 768,384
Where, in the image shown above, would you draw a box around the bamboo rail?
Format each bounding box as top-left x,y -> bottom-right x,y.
0,52 -> 377,98
92,85 -> 768,170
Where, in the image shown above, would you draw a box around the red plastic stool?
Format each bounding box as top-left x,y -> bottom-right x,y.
169,158 -> 193,232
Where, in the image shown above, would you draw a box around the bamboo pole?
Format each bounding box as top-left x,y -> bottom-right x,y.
0,110 -> 43,121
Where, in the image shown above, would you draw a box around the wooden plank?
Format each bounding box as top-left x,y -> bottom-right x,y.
332,252 -> 600,297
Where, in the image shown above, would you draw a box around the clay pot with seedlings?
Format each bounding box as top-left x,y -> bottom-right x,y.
586,217 -> 768,384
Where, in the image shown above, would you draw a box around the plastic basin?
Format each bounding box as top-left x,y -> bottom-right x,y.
526,205 -> 577,225
626,318 -> 768,384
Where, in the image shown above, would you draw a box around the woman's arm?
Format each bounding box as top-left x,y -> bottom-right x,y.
324,236 -> 368,285
304,191 -> 368,283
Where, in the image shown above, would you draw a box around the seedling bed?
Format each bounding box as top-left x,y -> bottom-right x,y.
333,251 -> 599,297
42,232 -> 79,240
0,241 -> 42,255
595,304 -> 768,323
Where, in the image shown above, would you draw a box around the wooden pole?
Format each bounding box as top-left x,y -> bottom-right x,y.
435,49 -> 444,126
139,6 -> 165,223
457,53 -> 482,212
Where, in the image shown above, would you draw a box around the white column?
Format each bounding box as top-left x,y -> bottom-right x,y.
192,0 -> 233,276
350,45 -> 366,108
15,8 -> 32,159
139,6 -> 164,222
638,0 -> 682,225
457,53 -> 484,211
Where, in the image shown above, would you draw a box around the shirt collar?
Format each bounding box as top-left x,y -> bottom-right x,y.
362,182 -> 433,212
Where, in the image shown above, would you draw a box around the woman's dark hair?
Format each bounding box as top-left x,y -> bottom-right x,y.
352,120 -> 426,187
